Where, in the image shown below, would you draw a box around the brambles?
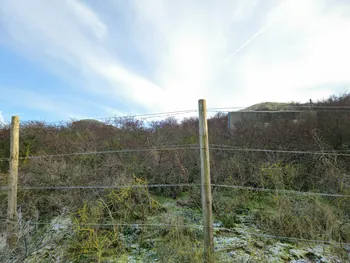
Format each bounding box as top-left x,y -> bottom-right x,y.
1,94 -> 350,261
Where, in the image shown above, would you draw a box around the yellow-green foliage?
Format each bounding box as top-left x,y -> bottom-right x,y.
155,237 -> 203,263
68,176 -> 163,262
154,217 -> 203,263
259,161 -> 300,189
0,172 -> 7,185
70,202 -> 121,263
255,194 -> 349,243
106,176 -> 163,221
181,134 -> 197,145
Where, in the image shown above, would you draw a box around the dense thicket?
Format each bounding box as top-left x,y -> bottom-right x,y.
1,94 -> 350,220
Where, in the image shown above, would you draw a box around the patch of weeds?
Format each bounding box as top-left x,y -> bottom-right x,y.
252,193 -> 350,261
212,189 -> 263,228
153,217 -> 203,263
66,176 -> 164,262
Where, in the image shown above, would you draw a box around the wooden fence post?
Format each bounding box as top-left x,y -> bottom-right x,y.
198,99 -> 214,262
7,116 -> 19,247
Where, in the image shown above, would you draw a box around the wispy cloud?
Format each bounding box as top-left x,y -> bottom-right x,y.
233,0 -> 350,105
0,0 -> 349,120
129,0 -> 350,108
0,0 -> 164,112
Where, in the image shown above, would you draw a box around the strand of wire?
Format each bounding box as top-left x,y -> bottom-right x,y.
2,219 -> 348,247
211,143 -> 350,153
0,183 -> 200,191
26,221 -> 203,229
215,227 -> 350,247
19,105 -> 350,125
208,105 -> 350,110
1,182 -> 348,198
212,184 -> 350,198
40,109 -> 199,125
208,110 -> 350,114
3,144 -> 350,162
248,232 -> 350,246
9,145 -> 200,161
209,145 -> 350,156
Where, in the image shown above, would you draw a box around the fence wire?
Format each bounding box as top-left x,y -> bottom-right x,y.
215,227 -> 350,248
209,105 -> 350,111
27,221 -> 203,229
0,145 -> 200,161
1,182 -> 348,199
42,109 -> 199,125
210,145 -> 350,156
212,184 -> 350,198
0,183 -> 200,191
11,105 -> 350,125
1,219 -> 348,248
2,144 -> 350,162
2,108 -> 350,255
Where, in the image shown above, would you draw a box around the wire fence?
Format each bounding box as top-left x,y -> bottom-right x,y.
1,105 -> 350,260
4,104 -> 350,126
1,181 -> 350,198
1,220 -> 349,248
2,143 -> 350,162
0,183 -> 200,191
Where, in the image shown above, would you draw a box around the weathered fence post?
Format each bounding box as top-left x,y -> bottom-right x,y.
7,116 -> 19,247
198,99 -> 214,262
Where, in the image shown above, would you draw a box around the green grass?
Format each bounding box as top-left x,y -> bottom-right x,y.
242,102 -> 295,111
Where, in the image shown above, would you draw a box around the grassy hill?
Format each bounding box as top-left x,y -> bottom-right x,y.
241,102 -> 297,111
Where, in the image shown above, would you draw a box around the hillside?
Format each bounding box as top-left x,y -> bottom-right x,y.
241,102 -> 295,111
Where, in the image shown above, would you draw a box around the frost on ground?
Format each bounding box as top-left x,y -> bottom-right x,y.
1,199 -> 348,263
0,231 -> 6,251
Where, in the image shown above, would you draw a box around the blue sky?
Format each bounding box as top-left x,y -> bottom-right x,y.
0,0 -> 350,123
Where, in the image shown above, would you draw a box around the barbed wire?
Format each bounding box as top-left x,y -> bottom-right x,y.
212,184 -> 350,198
0,144 -> 200,161
248,232 -> 350,246
208,109 -> 350,114
211,143 -> 350,153
215,227 -> 350,247
24,221 -> 203,229
2,144 -> 350,162
0,183 -> 200,191
211,144 -> 350,150
39,110 -> 199,125
209,145 -> 350,156
1,182 -> 348,199
1,219 -> 348,247
101,109 -> 198,120
209,105 -> 350,110
13,104 -> 350,125
18,145 -> 199,160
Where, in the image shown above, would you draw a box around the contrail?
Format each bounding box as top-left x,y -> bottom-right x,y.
225,19 -> 277,62
215,17 -> 279,78
225,0 -> 293,62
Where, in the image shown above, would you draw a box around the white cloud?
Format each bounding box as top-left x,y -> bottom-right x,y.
0,0 -> 165,111
0,0 -> 349,117
233,0 -> 350,105
0,111 -> 4,123
66,0 -> 107,40
129,0 -> 350,109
